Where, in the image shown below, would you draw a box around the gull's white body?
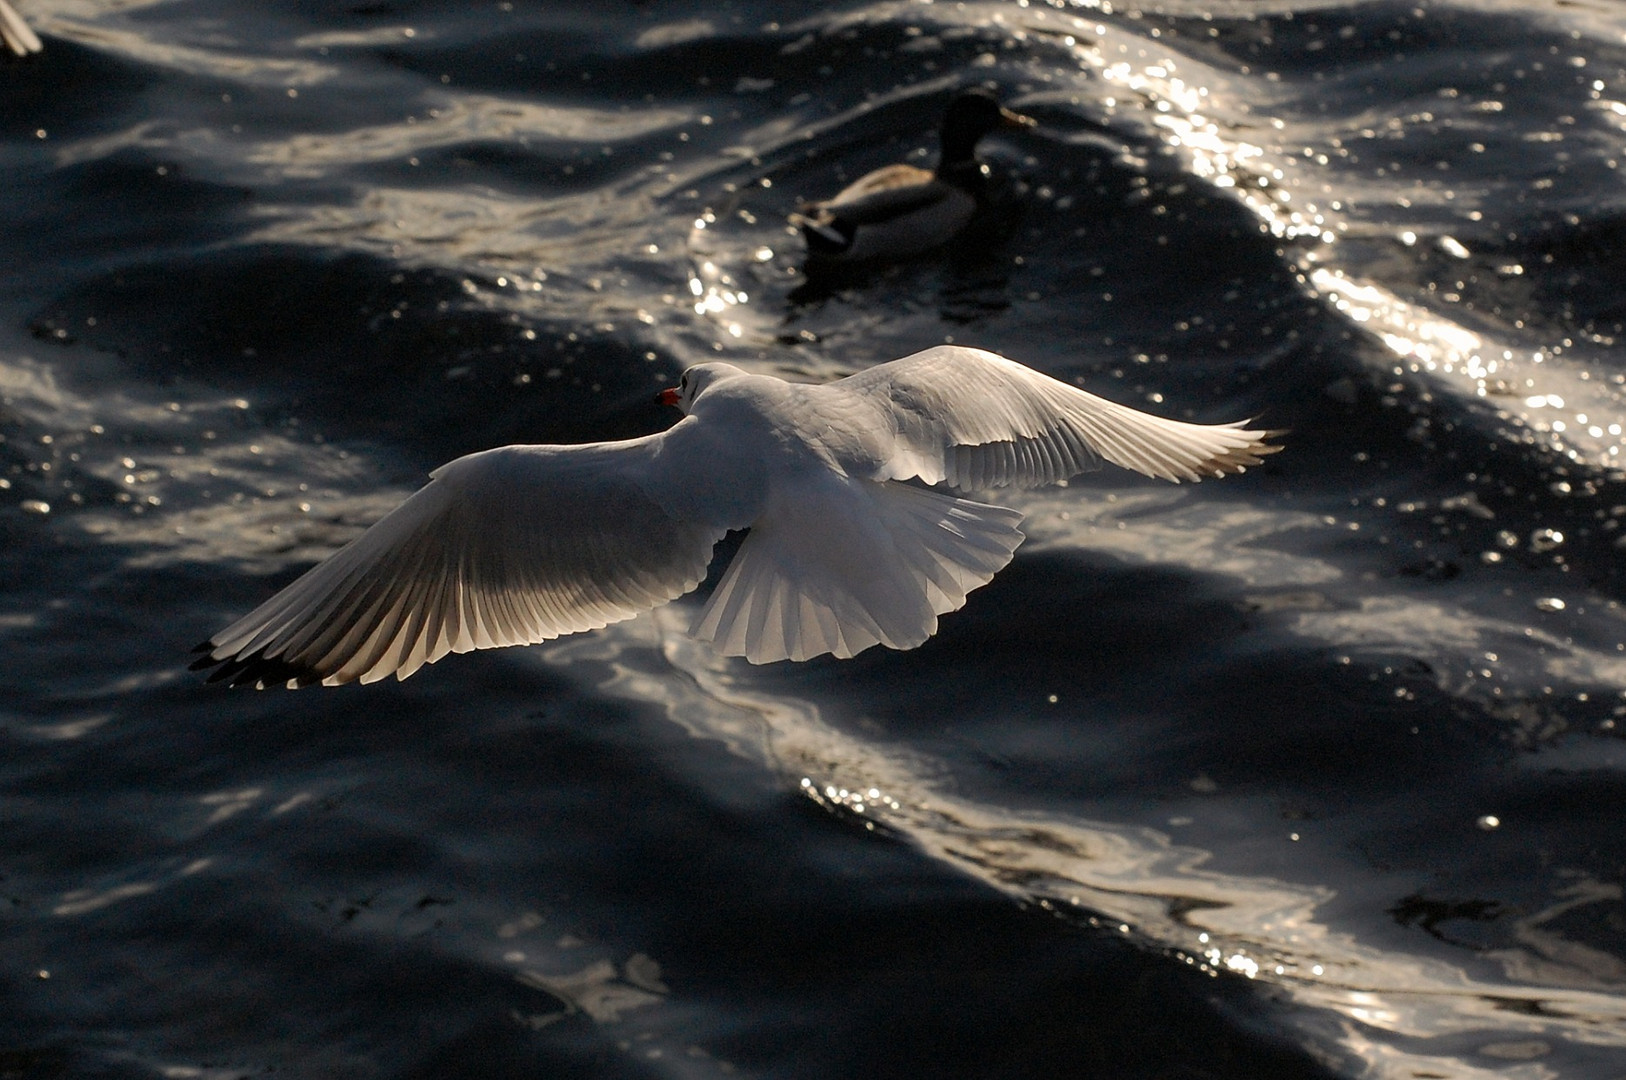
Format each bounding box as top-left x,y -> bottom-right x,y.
0,0 -> 42,56
194,346 -> 1280,687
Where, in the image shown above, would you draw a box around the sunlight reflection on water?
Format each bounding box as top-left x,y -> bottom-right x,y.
536,613 -> 1626,1077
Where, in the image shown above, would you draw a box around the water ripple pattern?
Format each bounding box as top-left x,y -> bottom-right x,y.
3,1 -> 1626,1077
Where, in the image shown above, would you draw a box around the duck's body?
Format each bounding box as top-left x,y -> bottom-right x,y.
799,164 -> 980,263
795,90 -> 1034,264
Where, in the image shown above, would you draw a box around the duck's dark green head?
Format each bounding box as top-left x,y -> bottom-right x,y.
939,89 -> 1036,167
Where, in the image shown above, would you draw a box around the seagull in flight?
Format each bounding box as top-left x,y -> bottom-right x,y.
192,346 -> 1281,687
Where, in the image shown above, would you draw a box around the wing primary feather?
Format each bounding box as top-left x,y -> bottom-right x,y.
333,587 -> 415,685
218,562 -> 389,687
394,566 -> 450,681
307,529 -> 442,681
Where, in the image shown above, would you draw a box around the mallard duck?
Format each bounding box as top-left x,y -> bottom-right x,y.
793,89 -> 1036,264
0,0 -> 42,57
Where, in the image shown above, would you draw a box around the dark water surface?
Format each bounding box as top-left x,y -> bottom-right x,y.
4,1 -> 1626,1076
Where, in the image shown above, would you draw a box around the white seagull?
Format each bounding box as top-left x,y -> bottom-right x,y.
192,346 -> 1281,687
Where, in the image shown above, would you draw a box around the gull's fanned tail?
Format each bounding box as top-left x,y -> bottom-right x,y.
693,476 -> 1024,663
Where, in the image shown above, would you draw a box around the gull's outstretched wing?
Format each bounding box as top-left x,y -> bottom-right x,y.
0,1 -> 42,56
833,345 -> 1282,488
191,432 -> 735,688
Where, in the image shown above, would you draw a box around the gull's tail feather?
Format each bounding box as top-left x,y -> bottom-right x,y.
693,477 -> 1024,663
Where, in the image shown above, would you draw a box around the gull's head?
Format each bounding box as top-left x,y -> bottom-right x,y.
656,363 -> 742,415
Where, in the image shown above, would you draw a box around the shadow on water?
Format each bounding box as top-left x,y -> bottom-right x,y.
0,38 -> 157,143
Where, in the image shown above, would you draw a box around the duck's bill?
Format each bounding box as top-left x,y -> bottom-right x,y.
1000,107 -> 1038,130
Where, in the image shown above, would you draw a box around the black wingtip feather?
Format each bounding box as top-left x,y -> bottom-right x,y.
192,647 -> 323,690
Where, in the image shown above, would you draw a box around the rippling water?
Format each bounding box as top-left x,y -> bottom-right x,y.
5,1 -> 1626,1076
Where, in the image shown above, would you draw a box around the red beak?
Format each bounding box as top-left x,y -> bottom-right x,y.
656,386 -> 681,407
